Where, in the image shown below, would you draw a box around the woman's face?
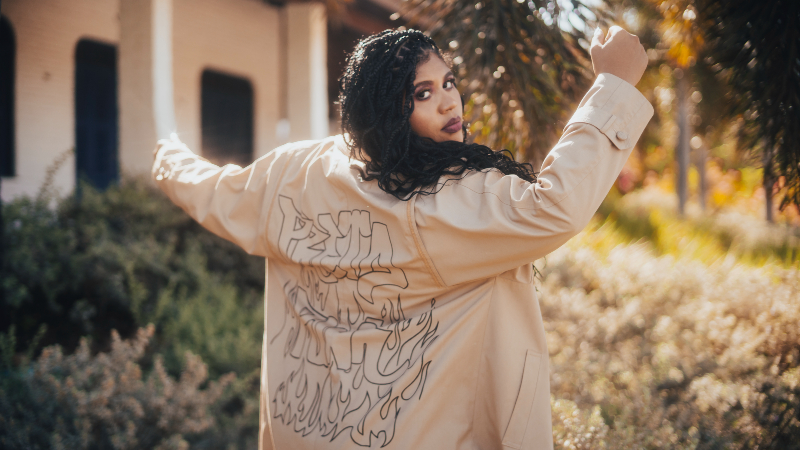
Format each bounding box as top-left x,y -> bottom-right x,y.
408,55 -> 464,143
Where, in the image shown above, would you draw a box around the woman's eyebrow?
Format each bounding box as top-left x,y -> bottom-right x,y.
414,71 -> 455,89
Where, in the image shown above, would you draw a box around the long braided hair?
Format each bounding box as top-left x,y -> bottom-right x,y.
339,29 -> 537,200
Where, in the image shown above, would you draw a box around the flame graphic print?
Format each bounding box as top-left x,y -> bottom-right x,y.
270,196 -> 439,447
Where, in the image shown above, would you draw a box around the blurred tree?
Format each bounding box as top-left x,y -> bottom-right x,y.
399,0 -> 599,165
695,0 -> 800,223
652,0 -> 704,215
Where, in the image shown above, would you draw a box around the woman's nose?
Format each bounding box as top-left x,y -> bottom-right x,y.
440,95 -> 458,114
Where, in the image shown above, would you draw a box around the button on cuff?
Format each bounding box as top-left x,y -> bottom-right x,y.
616,131 -> 628,141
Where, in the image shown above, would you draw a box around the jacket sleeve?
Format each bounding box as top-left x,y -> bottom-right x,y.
413,73 -> 654,286
152,137 -> 287,258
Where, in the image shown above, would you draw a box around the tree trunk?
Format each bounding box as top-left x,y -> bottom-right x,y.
676,72 -> 690,216
762,139 -> 775,223
697,141 -> 707,211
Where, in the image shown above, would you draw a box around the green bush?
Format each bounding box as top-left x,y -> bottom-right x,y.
153,268 -> 263,378
1,177 -> 264,378
1,176 -> 264,449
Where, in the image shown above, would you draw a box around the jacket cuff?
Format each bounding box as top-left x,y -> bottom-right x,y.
565,73 -> 654,150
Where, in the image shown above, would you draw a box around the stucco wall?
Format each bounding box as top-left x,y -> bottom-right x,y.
172,0 -> 280,161
1,0 -> 326,200
1,0 -> 120,200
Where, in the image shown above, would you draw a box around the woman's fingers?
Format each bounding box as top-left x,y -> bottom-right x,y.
607,25 -> 625,41
589,26 -> 648,87
154,133 -> 187,156
591,27 -> 605,48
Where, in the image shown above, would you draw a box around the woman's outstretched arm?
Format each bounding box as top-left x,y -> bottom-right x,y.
152,136 -> 289,258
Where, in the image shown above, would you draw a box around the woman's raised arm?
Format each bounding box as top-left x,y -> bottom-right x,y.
411,27 -> 653,286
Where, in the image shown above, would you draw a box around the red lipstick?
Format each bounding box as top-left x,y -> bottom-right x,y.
442,117 -> 462,134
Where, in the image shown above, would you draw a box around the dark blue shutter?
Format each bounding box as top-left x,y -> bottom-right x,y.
0,16 -> 14,177
201,70 -> 254,167
75,39 -> 118,190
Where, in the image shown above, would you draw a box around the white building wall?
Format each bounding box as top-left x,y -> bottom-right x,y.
1,0 -> 327,200
172,0 -> 280,161
1,0 -> 120,200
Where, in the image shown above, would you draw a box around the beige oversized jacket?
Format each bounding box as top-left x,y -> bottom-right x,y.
153,73 -> 653,450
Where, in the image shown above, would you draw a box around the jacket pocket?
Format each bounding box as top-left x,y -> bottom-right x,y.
502,350 -> 543,449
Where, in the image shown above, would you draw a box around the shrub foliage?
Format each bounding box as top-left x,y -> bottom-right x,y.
1,179 -> 264,449
0,325 -> 234,450
1,178 -> 264,377
543,225 -> 800,449
3,174 -> 799,448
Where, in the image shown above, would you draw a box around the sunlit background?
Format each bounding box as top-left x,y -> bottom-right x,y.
0,0 -> 798,448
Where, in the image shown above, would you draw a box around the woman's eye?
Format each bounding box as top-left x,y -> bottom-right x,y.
416,90 -> 431,100
444,79 -> 455,89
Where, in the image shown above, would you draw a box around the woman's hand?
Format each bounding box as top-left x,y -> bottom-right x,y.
154,133 -> 186,157
590,26 -> 648,87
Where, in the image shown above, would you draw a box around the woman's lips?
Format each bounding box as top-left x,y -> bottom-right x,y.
442,117 -> 462,133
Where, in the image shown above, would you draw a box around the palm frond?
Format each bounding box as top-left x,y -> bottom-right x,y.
697,0 -> 800,208
400,0 -> 604,163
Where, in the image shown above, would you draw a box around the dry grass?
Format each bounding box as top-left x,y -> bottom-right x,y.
542,222 -> 800,449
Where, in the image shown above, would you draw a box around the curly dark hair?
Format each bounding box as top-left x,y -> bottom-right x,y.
339,29 -> 537,200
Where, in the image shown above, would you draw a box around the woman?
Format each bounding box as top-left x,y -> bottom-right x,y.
153,26 -> 650,450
